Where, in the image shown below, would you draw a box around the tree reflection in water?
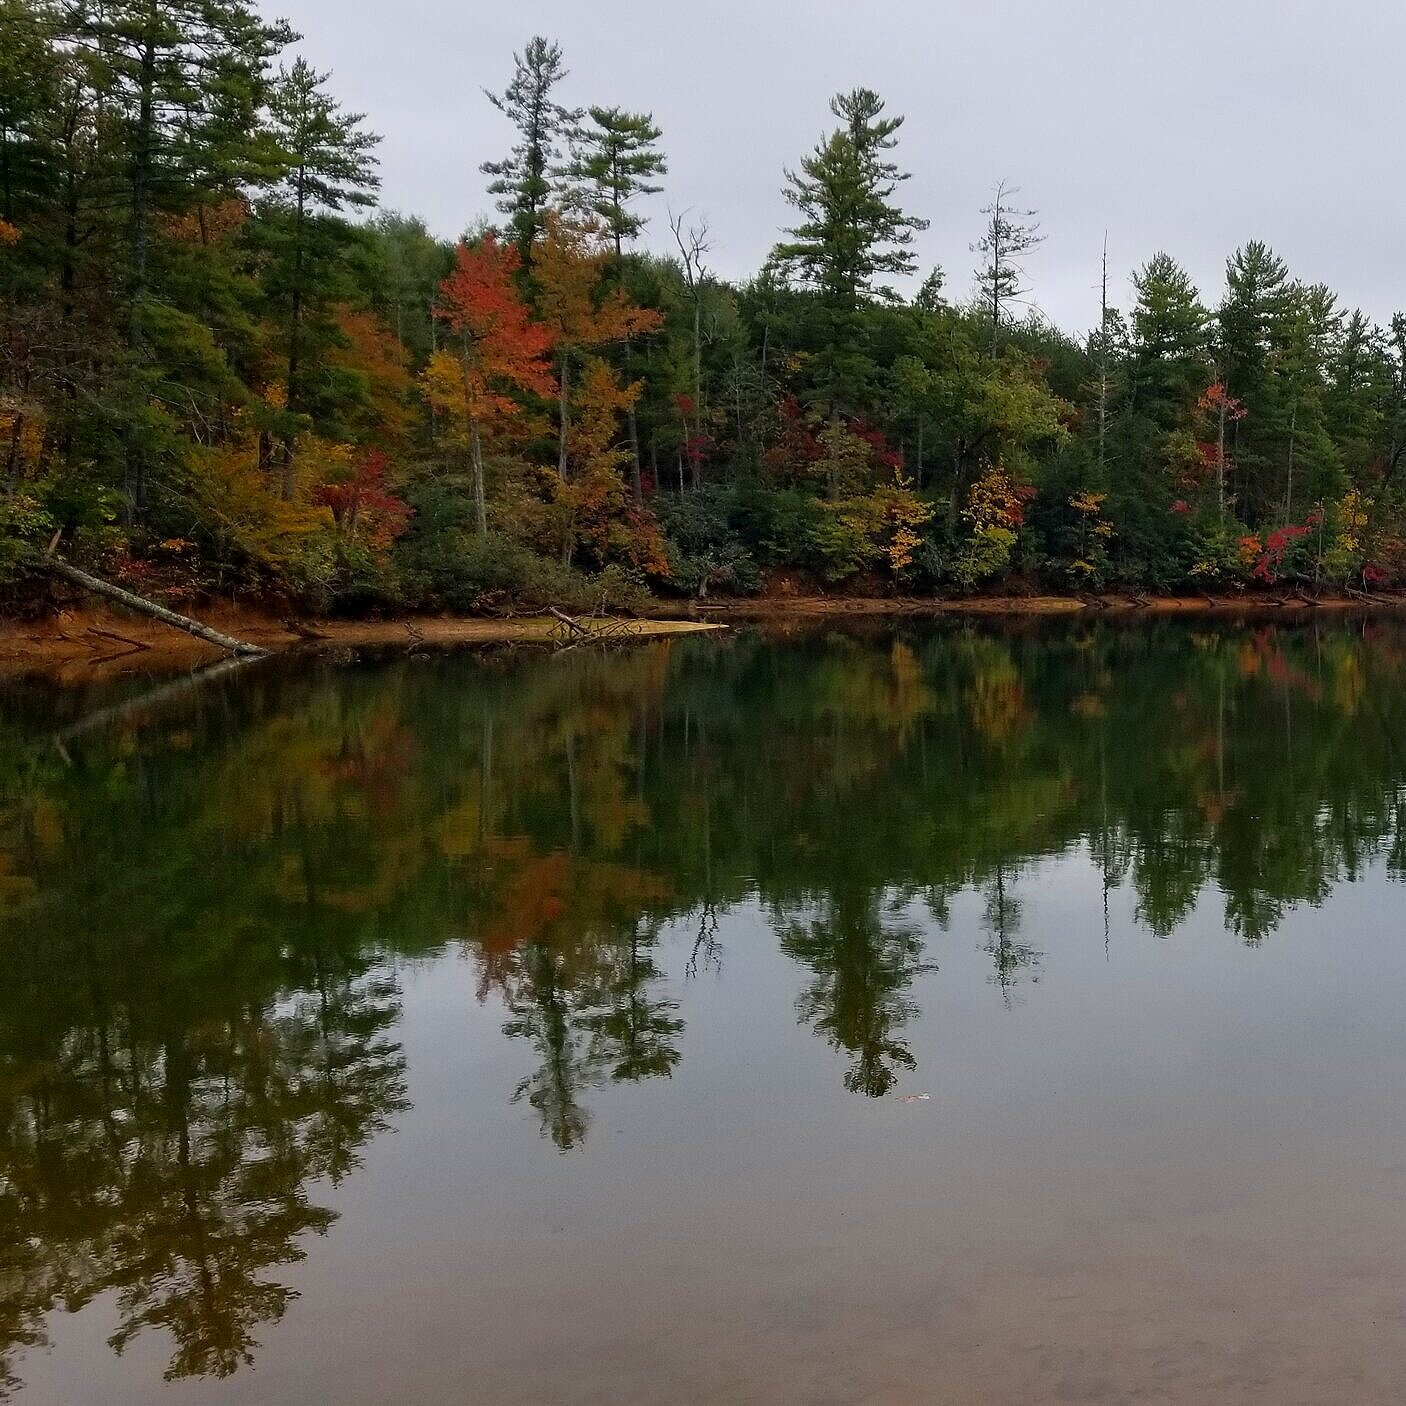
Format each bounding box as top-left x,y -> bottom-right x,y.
2,617 -> 1405,1389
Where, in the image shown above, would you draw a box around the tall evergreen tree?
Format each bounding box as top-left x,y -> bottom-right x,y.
1125,252 -> 1211,426
481,37 -> 581,265
562,106 -> 666,259
62,0 -> 293,520
772,86 -> 927,410
0,0 -> 59,231
562,105 -> 666,494
262,57 -> 379,495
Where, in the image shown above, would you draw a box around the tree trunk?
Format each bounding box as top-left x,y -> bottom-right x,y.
470,418 -> 487,537
625,334 -> 642,501
123,27 -> 158,527
282,178 -> 307,501
42,558 -> 267,656
1217,402 -> 1228,520
558,351 -> 570,478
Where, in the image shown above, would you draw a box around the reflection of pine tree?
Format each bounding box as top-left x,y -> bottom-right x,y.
0,962 -> 407,1394
781,890 -> 932,1097
981,868 -> 1040,1005
582,922 -> 682,1083
502,922 -> 684,1149
503,941 -> 599,1152
280,952 -> 408,1185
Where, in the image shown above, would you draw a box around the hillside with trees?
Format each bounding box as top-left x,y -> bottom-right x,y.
4,7 -> 1406,614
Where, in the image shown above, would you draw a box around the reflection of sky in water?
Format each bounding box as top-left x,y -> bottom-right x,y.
4,621 -> 1406,1404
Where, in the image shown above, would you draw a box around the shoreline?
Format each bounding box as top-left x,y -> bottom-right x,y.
3,590 -> 1402,682
0,607 -> 724,683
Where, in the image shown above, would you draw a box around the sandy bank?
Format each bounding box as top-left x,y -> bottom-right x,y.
0,606 -> 724,683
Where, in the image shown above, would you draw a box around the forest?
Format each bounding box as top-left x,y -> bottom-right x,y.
4,4 -> 1406,614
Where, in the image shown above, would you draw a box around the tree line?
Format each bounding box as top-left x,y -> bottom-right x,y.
4,9 -> 1406,609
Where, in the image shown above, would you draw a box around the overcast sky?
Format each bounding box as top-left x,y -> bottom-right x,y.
271,0 -> 1402,336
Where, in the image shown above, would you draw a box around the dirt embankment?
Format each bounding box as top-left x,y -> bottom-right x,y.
0,605 -> 724,683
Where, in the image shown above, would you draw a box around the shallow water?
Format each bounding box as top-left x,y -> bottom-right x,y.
2,619 -> 1405,1404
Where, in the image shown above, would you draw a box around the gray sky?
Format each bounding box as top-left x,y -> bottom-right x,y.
273,0 -> 1403,336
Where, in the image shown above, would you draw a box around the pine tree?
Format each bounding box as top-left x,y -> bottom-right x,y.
774,87 -> 926,309
1217,240 -> 1292,509
62,0 -> 293,520
563,106 -> 666,260
263,57 -> 379,495
772,86 -> 927,410
562,105 -> 666,495
481,37 -> 581,265
1126,251 -> 1211,426
0,0 -> 59,230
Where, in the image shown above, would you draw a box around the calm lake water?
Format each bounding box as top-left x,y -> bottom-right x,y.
3,618 -> 1406,1404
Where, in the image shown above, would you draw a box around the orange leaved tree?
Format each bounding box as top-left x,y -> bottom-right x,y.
422,235 -> 556,535
533,212 -> 660,478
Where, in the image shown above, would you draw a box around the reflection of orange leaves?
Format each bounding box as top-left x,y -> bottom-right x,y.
887,642 -> 932,734
482,852 -> 573,950
0,853 -> 36,912
31,800 -> 63,852
320,714 -> 417,815
966,669 -> 1029,744
473,841 -> 671,962
0,218 -> 19,246
1197,790 -> 1239,825
1264,649 -> 1319,700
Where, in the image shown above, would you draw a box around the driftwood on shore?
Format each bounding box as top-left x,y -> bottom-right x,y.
39,557 -> 267,657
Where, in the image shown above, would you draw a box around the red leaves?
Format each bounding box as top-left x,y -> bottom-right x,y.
1251,521 -> 1311,583
850,419 -> 904,472
435,235 -> 556,400
314,449 -> 411,548
1197,382 -> 1247,421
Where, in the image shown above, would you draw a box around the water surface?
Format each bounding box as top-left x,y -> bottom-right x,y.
2,620 -> 1405,1404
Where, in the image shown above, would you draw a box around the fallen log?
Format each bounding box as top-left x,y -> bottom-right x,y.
40,557 -> 267,657
547,605 -> 588,637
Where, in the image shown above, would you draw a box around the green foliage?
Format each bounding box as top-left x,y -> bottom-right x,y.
5,16 -> 1406,616
481,36 -> 581,262
652,488 -> 761,596
395,478 -> 649,613
0,493 -> 52,582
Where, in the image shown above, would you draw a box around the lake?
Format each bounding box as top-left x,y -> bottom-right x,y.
2,618 -> 1405,1404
